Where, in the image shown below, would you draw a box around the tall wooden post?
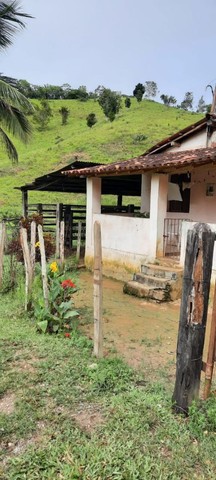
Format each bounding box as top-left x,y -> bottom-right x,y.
30,221 -> 36,275
76,221 -> 82,262
20,227 -> 33,311
93,221 -> 103,358
172,223 -> 215,414
59,220 -> 65,266
0,222 -> 6,288
203,280 -> 216,399
38,225 -> 49,308
56,203 -> 63,259
22,190 -> 28,217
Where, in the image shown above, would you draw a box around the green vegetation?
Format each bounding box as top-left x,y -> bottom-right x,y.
0,1 -> 33,162
0,285 -> 216,479
33,99 -> 53,131
86,112 -> 97,128
0,98 -> 203,216
133,83 -> 145,102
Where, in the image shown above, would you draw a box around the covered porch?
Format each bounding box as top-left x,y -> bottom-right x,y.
63,147 -> 216,278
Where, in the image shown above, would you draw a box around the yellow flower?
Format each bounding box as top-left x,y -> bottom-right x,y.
35,241 -> 40,248
50,261 -> 58,273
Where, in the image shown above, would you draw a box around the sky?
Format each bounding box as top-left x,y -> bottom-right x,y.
1,0 -> 216,106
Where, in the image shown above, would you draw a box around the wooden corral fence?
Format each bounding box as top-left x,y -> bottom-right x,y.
28,203 -> 86,249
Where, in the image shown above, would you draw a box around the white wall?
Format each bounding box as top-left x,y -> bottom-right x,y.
171,130 -> 207,152
167,165 -> 216,224
90,213 -> 151,268
180,221 -> 216,273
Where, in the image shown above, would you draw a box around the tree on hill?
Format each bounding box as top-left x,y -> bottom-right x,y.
0,1 -> 33,162
197,96 -> 206,113
33,99 -> 52,131
16,79 -> 34,98
125,97 -> 131,108
160,94 -> 177,106
180,91 -> 193,111
59,106 -> 70,125
86,113 -> 97,128
98,88 -> 121,122
145,81 -> 158,99
133,83 -> 145,102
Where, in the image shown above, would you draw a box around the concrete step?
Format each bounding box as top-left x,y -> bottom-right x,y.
123,281 -> 169,302
134,272 -> 171,289
141,263 -> 183,281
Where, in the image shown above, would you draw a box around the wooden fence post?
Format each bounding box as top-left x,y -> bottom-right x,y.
0,222 -> 6,288
20,227 -> 33,311
203,280 -> 216,399
59,220 -> 65,266
30,221 -> 36,275
76,221 -> 82,262
172,223 -> 215,414
38,224 -> 49,308
56,203 -> 63,258
93,221 -> 103,358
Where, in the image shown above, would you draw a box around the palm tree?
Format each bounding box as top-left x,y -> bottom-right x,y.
0,1 -> 32,51
0,1 -> 33,162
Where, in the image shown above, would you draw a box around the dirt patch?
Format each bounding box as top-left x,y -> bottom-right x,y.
76,271 -> 179,375
11,356 -> 38,374
75,271 -> 216,385
0,393 -> 16,415
1,421 -> 47,467
55,403 -> 105,433
72,403 -> 105,433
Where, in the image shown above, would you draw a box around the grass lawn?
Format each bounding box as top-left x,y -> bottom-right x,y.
0,265 -> 216,479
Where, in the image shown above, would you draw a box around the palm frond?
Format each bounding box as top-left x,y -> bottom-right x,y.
0,79 -> 33,112
0,1 -> 33,51
0,126 -> 18,162
0,99 -> 32,142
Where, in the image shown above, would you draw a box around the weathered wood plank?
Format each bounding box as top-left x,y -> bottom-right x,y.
76,221 -> 82,262
93,221 -> 103,358
20,227 -> 33,311
59,220 -> 65,266
172,223 -> 215,414
203,279 -> 216,399
0,222 -> 6,288
30,221 -> 36,275
38,225 -> 49,308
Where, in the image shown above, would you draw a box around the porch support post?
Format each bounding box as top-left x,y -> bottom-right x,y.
85,177 -> 101,258
141,174 -> 151,213
149,174 -> 168,258
22,189 -> 28,217
117,194 -> 122,207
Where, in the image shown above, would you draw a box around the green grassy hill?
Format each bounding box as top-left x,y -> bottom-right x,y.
0,98 -> 202,216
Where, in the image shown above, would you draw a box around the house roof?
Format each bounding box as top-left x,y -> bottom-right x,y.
16,160 -> 102,193
145,113 -> 216,154
63,146 -> 216,178
16,159 -> 142,197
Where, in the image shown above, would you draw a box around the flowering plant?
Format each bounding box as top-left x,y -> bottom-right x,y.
35,262 -> 79,334
61,279 -> 76,289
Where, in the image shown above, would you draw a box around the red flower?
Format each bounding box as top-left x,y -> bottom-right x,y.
64,333 -> 71,338
61,279 -> 76,289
